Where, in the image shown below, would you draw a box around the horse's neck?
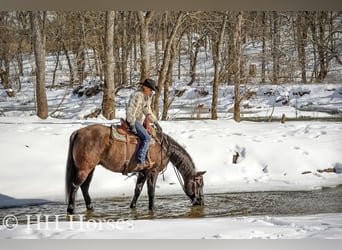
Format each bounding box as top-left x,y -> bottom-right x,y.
163,134 -> 196,180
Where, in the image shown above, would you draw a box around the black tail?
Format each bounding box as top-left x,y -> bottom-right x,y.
65,131 -> 78,203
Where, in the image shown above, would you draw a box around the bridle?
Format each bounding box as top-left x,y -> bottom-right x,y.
190,175 -> 203,203
173,165 -> 203,203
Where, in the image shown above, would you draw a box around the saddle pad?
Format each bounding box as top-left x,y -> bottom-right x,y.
111,126 -> 155,145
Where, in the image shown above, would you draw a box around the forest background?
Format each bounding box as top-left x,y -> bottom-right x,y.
0,11 -> 341,120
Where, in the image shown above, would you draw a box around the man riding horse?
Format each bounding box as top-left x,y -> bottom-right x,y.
125,78 -> 162,172
65,78 -> 205,214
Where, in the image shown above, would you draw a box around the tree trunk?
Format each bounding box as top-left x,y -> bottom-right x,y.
75,14 -> 86,85
309,12 -> 318,82
211,13 -> 227,120
137,11 -> 154,81
161,42 -> 178,120
261,11 -> 267,83
113,14 -> 121,86
226,20 -> 235,85
296,12 -> 307,83
102,11 -> 116,120
233,11 -> 243,123
30,11 -> 48,119
271,11 -> 280,84
0,12 -> 11,89
121,12 -> 129,86
61,42 -> 75,86
51,51 -> 60,89
153,12 -> 185,118
188,33 -> 205,86
318,12 -> 327,82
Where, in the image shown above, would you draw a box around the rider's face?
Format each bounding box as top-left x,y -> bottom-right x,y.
143,87 -> 153,97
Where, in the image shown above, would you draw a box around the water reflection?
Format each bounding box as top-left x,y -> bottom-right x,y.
185,205 -> 205,218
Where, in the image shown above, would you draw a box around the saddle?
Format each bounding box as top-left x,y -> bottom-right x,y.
111,118 -> 156,174
111,118 -> 156,143
111,118 -> 139,144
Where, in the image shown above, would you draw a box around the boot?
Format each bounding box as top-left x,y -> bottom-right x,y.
135,161 -> 150,171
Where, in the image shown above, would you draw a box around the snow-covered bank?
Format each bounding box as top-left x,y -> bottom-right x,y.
0,117 -> 341,205
1,213 -> 341,239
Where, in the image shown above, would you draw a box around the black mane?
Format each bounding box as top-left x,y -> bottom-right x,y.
160,133 -> 196,179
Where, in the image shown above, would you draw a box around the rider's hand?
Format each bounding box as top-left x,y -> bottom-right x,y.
154,122 -> 162,133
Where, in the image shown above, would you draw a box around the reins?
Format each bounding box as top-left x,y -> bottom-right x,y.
173,165 -> 186,193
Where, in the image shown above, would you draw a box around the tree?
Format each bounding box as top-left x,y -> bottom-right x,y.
120,11 -> 129,86
261,11 -> 267,83
137,11 -> 154,81
233,11 -> 243,122
152,11 -> 186,119
30,11 -> 48,119
102,11 -> 115,120
211,12 -> 228,120
271,11 -> 280,84
0,12 -> 12,89
296,12 -> 308,83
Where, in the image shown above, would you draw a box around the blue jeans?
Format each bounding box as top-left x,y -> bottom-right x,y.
135,119 -> 151,164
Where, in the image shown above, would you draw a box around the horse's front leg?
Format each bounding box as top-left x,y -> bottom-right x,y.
147,171 -> 158,210
130,172 -> 147,209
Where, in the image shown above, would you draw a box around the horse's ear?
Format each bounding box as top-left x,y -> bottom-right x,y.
196,171 -> 206,176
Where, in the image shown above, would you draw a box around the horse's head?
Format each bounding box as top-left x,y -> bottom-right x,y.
185,171 -> 206,206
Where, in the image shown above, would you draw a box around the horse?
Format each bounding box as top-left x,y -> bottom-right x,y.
65,122 -> 206,214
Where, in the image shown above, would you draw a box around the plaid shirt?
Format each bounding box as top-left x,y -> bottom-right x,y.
126,90 -> 157,125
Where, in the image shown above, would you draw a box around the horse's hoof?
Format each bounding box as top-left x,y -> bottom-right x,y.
130,204 -> 136,209
67,204 -> 74,214
86,203 -> 94,210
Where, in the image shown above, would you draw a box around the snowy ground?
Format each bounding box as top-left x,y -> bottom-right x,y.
0,116 -> 341,238
1,213 -> 341,239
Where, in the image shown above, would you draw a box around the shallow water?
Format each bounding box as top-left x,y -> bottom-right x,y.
1,187 -> 342,225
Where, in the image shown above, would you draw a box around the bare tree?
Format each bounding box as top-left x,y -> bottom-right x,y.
211,12 -> 228,120
102,11 -> 115,120
0,12 -> 12,89
161,41 -> 179,120
30,11 -> 48,119
233,11 -> 243,122
271,11 -> 280,84
153,11 -> 186,119
120,11 -> 129,86
137,11 -> 154,81
188,34 -> 207,86
296,12 -> 308,83
261,11 -> 267,83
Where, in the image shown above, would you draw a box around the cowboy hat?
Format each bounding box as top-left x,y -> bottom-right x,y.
140,78 -> 158,92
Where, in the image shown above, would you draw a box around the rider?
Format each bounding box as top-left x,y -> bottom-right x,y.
126,78 -> 162,170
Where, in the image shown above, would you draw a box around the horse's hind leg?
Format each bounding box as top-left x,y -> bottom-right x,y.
130,172 -> 147,209
67,169 -> 92,214
67,183 -> 79,214
81,168 -> 95,210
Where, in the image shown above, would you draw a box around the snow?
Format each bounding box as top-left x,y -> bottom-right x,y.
1,213 -> 341,239
0,107 -> 341,238
1,50 -> 342,239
